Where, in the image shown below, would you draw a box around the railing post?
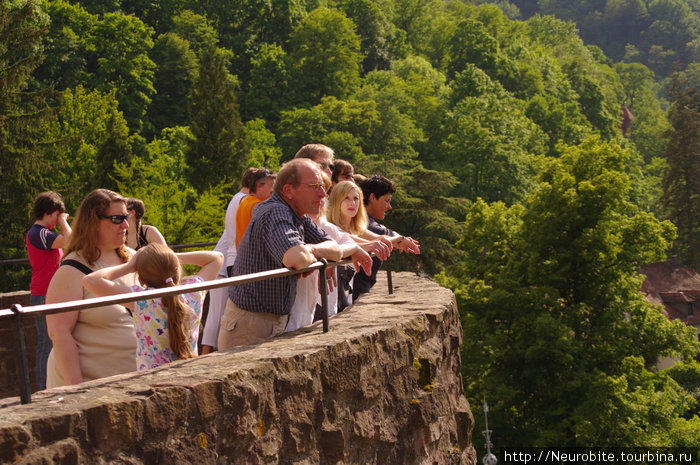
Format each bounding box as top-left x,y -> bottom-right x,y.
385,257 -> 393,295
11,304 -> 32,404
318,259 -> 329,333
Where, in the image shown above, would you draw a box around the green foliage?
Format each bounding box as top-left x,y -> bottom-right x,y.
288,7 -> 363,103
438,137 -> 698,449
0,0 -> 53,290
115,126 -> 225,244
438,91 -> 545,203
187,46 -> 248,192
147,32 -> 198,135
336,0 -> 400,72
41,86 -> 131,207
87,12 -> 156,133
244,119 -> 283,169
243,43 -> 291,125
170,10 -> 217,57
33,0 -> 95,90
661,72 -> 700,268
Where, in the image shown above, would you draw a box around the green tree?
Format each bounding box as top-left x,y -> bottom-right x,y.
187,46 -> 248,192
115,126 -> 225,245
32,0 -> 96,90
615,62 -> 669,163
244,119 -> 283,169
147,32 -> 198,135
438,137 -> 699,449
0,0 -> 54,290
41,86 -> 131,206
338,0 -> 399,72
244,43 -> 292,125
661,72 -> 700,268
288,7 -> 363,104
171,10 -> 218,58
87,12 -> 156,133
436,75 -> 545,203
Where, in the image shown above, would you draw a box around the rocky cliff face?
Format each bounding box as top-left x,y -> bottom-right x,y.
1,272 -> 476,465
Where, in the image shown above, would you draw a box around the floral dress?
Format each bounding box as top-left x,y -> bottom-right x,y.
130,276 -> 205,371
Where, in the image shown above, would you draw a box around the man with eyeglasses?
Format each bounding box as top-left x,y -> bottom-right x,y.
218,158 -> 342,349
294,143 -> 335,178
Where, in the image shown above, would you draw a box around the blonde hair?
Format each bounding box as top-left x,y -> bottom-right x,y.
134,243 -> 194,360
65,189 -> 130,266
327,181 -> 368,235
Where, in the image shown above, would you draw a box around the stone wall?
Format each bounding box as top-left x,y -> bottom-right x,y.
0,273 -> 476,465
0,291 -> 37,398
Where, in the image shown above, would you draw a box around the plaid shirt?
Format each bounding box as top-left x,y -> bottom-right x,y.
229,192 -> 330,315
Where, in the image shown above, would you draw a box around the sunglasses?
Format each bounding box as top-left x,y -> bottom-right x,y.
99,214 -> 128,224
318,162 -> 335,171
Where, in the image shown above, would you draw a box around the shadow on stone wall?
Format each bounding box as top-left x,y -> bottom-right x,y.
1,273 -> 476,465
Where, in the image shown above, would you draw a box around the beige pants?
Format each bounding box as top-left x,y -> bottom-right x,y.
217,299 -> 289,350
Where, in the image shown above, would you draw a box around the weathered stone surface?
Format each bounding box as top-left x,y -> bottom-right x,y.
0,273 -> 476,465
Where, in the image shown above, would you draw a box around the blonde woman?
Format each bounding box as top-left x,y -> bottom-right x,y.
325,181 -> 395,309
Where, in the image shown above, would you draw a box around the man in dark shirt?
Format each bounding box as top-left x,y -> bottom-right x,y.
353,175 -> 420,300
218,159 -> 342,349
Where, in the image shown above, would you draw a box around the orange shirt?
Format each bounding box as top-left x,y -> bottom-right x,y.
236,195 -> 262,248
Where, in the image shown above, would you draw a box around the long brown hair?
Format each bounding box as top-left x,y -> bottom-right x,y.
64,189 -> 130,265
134,243 -> 194,360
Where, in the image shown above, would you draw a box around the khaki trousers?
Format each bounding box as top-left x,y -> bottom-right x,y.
217,299 -> 289,350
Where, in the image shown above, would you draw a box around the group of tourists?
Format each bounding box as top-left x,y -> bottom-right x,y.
27,143 -> 419,390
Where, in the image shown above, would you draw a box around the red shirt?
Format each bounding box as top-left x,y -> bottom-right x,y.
26,224 -> 63,295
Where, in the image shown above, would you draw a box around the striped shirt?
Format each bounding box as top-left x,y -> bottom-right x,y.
229,192 -> 330,315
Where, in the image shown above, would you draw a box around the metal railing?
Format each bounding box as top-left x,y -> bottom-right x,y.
0,242 -> 219,267
1,256 -> 392,405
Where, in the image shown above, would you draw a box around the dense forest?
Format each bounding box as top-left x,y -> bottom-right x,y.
2,0 -> 699,452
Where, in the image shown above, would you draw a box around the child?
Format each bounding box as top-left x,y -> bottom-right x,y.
27,191 -> 72,389
82,244 -> 223,371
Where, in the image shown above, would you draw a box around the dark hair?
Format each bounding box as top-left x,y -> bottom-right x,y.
360,175 -> 396,205
249,168 -> 276,194
32,191 -> 65,221
241,167 -> 258,190
126,198 -> 145,219
331,159 -> 354,184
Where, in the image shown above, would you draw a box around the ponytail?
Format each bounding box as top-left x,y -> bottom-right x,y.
135,243 -> 193,360
162,280 -> 195,360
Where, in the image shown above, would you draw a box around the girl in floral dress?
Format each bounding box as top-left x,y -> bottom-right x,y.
83,243 -> 222,370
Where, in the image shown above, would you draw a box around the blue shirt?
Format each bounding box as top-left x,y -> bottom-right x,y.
229,192 -> 330,315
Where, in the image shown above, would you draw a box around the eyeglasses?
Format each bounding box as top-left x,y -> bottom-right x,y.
318,162 -> 335,171
301,182 -> 325,191
99,214 -> 128,224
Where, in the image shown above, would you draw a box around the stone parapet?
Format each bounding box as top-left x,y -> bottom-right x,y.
0,291 -> 37,398
1,272 -> 475,465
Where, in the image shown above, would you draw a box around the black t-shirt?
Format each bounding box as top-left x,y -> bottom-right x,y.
352,215 -> 395,300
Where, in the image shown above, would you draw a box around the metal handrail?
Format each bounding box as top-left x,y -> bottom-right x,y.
0,242 -> 219,267
2,255 -> 392,404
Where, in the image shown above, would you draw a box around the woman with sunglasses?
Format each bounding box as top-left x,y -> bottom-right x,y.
45,189 -> 138,388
